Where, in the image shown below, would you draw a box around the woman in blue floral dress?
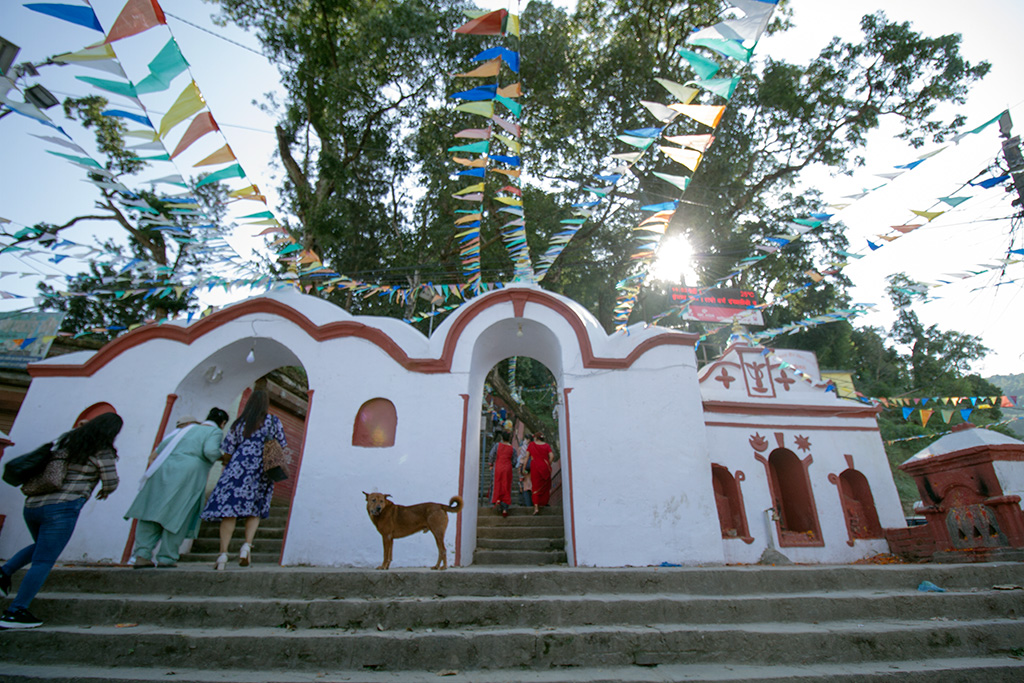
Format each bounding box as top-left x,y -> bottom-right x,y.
201,390 -> 287,569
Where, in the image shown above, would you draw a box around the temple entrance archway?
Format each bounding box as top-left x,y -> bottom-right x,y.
121,335 -> 310,566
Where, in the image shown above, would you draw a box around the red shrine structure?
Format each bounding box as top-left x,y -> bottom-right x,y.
885,423 -> 1024,562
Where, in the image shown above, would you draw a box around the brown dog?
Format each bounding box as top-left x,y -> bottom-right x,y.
363,492 -> 463,570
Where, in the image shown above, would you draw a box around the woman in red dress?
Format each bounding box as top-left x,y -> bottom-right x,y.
489,432 -> 514,517
526,432 -> 553,515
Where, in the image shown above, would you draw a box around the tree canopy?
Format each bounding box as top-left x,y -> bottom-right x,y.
210,0 -> 988,338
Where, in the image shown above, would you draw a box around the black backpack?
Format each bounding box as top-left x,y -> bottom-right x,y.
2,442 -> 55,487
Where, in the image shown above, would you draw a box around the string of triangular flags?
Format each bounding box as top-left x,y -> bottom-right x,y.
449,4 -> 533,292
3,0 -> 274,305
883,416 -> 1023,445
604,0 -> 779,331
645,108 -> 1013,339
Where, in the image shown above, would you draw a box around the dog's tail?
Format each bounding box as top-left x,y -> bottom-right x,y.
444,495 -> 463,513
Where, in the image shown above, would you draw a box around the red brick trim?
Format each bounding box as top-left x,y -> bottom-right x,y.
703,400 -> 882,419
705,420 -> 881,433
29,290 -> 698,379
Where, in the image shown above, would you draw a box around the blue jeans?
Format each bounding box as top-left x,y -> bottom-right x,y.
1,497 -> 86,611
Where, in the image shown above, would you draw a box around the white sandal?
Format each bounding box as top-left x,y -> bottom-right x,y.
239,543 -> 252,567
214,553 -> 228,571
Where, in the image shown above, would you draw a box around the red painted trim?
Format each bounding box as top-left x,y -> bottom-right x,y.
455,393 -> 470,567
28,290 -> 698,379
703,400 -> 881,419
705,420 -> 881,433
122,393 -> 178,565
279,388 -> 314,566
900,444 -> 1024,475
563,388 -> 577,567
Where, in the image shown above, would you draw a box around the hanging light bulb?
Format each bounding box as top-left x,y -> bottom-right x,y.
245,347 -> 255,363
516,324 -> 524,337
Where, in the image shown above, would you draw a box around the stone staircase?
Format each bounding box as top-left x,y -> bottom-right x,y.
474,504 -> 567,565
178,500 -> 288,567
3,563 -> 1024,681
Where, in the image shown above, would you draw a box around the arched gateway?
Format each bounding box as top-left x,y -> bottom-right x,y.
0,285 -> 905,567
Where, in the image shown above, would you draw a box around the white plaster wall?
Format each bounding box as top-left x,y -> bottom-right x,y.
708,424 -> 905,565
0,348 -> 200,563
283,353 -> 467,568
0,288 -> 905,570
566,344 -> 722,566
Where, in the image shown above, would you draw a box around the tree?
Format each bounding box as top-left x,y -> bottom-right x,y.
887,273 -> 991,391
21,95 -> 234,334
212,1 -> 989,339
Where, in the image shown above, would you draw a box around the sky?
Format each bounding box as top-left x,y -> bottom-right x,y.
0,0 -> 1021,377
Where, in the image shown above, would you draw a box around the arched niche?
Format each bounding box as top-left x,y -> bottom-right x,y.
829,456 -> 883,546
74,402 -> 117,427
353,398 -> 398,448
760,447 -> 823,547
711,464 -> 753,543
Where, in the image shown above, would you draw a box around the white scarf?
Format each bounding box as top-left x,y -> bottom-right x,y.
138,423 -> 199,490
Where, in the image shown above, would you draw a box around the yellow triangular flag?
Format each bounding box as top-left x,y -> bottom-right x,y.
910,209 -> 944,222
658,145 -> 702,171
455,101 -> 495,118
52,43 -> 116,63
229,184 -> 261,198
494,133 -> 521,153
194,144 -> 236,167
454,182 -> 485,196
667,104 -> 725,128
159,81 -> 206,138
654,78 -> 699,105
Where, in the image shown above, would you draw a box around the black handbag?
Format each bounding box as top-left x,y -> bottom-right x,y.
2,442 -> 54,486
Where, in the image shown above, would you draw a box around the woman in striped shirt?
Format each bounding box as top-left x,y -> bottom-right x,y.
0,412 -> 122,629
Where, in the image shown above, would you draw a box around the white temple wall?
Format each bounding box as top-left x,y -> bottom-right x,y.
565,345 -> 723,566
0,288 -> 907,569
706,420 -> 904,565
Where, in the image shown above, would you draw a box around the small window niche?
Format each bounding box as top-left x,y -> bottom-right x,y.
711,464 -> 753,543
352,398 -> 397,448
830,456 -> 883,546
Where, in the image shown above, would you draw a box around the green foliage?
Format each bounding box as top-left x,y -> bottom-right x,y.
214,1 -> 989,338
28,95 -> 233,335
37,252 -> 195,342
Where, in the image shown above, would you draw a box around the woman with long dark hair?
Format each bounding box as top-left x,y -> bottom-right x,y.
200,390 -> 287,570
0,412 -> 123,629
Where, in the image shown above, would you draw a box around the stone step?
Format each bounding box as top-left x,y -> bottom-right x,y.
472,548 -> 568,565
177,551 -> 282,565
2,618 -> 1022,672
477,514 -> 565,527
192,523 -> 288,538
476,537 -> 565,551
476,525 -> 564,540
35,564 -> 1024,599
187,537 -> 284,554
27,588 -> 1024,630
4,658 -> 1024,683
